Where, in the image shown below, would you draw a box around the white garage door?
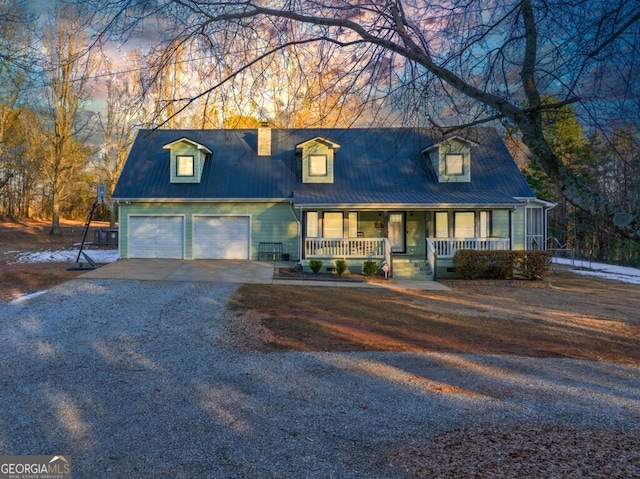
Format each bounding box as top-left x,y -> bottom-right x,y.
129,216 -> 184,259
193,216 -> 250,259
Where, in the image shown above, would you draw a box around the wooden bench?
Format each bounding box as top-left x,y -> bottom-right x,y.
258,242 -> 283,261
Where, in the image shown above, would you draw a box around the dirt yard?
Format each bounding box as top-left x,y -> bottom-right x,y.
0,218 -> 107,302
2,219 -> 639,365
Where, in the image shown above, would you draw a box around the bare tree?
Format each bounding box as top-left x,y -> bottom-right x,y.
89,0 -> 640,239
93,54 -> 141,225
40,2 -> 98,234
0,0 -> 34,216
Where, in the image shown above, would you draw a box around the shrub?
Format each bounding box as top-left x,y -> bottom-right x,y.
309,259 -> 323,274
362,260 -> 378,276
484,251 -> 516,279
453,249 -> 551,280
515,251 -> 552,280
335,259 -> 348,276
453,250 -> 487,279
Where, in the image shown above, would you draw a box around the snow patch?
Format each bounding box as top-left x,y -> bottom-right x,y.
553,258 -> 640,285
15,249 -> 119,264
9,290 -> 48,305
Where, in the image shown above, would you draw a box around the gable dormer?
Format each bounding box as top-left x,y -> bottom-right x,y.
296,136 -> 340,184
422,136 -> 477,183
163,137 -> 212,184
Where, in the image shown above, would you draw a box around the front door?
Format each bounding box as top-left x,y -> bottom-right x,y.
388,212 -> 405,253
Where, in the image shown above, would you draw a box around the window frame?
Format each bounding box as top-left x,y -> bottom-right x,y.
176,155 -> 195,177
323,212 -> 344,238
434,211 -> 449,238
309,154 -> 328,177
454,211 -> 475,238
348,211 -> 358,238
445,153 -> 464,175
306,211 -> 319,238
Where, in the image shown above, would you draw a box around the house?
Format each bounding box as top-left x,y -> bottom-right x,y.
112,127 -> 554,279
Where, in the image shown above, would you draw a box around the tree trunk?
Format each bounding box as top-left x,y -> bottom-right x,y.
50,203 -> 61,235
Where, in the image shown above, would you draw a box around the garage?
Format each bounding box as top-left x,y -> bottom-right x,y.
129,215 -> 184,259
193,215 -> 250,259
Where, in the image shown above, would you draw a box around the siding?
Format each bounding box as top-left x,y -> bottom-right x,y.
119,201 -> 299,260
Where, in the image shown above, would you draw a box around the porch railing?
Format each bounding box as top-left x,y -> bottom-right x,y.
429,237 -> 511,258
305,238 -> 387,259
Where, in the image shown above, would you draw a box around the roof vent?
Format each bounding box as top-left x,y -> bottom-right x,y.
257,127 -> 271,156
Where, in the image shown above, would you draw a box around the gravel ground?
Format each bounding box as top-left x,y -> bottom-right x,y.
1,279 -> 639,478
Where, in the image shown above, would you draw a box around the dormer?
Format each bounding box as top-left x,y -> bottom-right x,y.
163,138 -> 212,184
296,136 -> 341,184
422,136 -> 477,183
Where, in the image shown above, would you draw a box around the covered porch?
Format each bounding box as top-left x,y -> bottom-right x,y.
293,190 -> 545,279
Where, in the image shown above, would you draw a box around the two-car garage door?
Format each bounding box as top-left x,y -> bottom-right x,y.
128,215 -> 249,260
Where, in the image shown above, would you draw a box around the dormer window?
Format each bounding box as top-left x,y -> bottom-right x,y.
422,136 -> 477,183
163,138 -> 212,184
297,136 -> 340,184
309,154 -> 328,176
176,155 -> 194,177
445,154 -> 464,175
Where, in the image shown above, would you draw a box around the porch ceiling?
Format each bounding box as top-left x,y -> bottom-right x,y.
293,190 -> 523,209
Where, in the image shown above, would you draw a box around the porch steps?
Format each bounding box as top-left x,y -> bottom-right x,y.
392,257 -> 433,280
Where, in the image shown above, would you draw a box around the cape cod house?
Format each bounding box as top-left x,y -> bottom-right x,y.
112,127 -> 554,279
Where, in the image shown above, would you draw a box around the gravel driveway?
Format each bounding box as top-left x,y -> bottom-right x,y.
1,279 -> 639,478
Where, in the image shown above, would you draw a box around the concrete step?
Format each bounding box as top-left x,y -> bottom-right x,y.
391,258 -> 433,280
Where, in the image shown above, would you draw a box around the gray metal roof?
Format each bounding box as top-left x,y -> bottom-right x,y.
113,127 -> 536,205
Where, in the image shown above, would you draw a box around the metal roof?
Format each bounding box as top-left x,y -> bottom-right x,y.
112,127 -> 536,205
293,190 -> 522,208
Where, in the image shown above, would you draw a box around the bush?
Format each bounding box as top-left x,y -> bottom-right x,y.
453,250 -> 488,279
309,259 -> 323,274
335,259 -> 348,276
453,249 -> 551,280
484,251 -> 516,279
362,260 -> 378,276
515,251 -> 552,280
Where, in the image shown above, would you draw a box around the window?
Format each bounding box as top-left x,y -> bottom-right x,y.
306,211 -> 319,237
445,154 -> 464,175
309,154 -> 327,176
176,155 -> 194,177
348,212 -> 358,238
323,212 -> 343,238
435,212 -> 449,238
479,211 -> 490,238
454,212 -> 475,238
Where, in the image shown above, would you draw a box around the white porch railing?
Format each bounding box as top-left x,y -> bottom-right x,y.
305,238 -> 387,259
429,238 -> 511,258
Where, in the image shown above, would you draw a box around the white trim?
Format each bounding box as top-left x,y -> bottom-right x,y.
296,136 -> 341,149
421,135 -> 479,153
162,137 -> 212,154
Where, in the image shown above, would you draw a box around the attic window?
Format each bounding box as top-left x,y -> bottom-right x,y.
176,155 -> 194,177
309,154 -> 327,176
445,154 -> 464,175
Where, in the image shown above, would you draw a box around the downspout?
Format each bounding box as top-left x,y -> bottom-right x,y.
522,199 -> 531,250
289,200 -> 302,263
